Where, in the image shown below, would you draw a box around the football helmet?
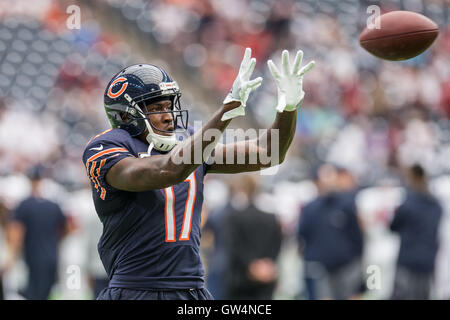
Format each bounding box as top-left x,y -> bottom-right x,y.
104,64 -> 188,152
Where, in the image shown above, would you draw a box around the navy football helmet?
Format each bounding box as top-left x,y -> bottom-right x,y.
104,64 -> 188,151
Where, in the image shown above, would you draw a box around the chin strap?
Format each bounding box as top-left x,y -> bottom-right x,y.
147,142 -> 154,154
145,122 -> 177,152
133,103 -> 177,152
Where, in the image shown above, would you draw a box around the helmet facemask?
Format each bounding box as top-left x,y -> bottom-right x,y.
126,91 -> 188,152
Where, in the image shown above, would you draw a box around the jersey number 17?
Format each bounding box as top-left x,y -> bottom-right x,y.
163,172 -> 197,242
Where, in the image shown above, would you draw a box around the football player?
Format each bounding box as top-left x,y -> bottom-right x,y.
82,48 -> 314,300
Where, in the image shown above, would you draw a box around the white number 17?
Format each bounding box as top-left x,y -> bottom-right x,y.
163,172 -> 197,242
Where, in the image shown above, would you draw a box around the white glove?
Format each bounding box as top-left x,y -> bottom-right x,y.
222,47 -> 263,121
268,49 -> 315,113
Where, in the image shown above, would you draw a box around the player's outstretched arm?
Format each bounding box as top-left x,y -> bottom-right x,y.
106,49 -> 262,191
106,102 -> 238,191
259,49 -> 315,163
207,49 -> 315,174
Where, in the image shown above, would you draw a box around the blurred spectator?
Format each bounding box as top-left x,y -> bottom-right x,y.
201,177 -> 232,299
225,174 -> 282,300
335,165 -> 359,193
202,204 -> 231,300
3,165 -> 72,300
82,191 -> 109,299
62,183 -> 109,299
390,164 -> 443,300
297,163 -> 364,300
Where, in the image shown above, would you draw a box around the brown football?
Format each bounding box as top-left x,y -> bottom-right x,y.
360,11 -> 439,61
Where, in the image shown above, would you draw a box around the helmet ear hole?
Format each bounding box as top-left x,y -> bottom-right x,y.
120,112 -> 129,122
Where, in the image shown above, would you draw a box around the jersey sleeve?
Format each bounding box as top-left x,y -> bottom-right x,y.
82,135 -> 134,201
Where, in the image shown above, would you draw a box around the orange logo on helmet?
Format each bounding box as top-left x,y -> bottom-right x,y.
107,77 -> 128,98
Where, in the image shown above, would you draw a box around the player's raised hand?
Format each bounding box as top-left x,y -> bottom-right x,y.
268,50 -> 315,113
222,47 -> 263,121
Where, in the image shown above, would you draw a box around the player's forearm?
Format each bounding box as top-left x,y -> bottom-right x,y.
162,103 -> 237,182
276,109 -> 298,162
259,109 -> 297,165
205,108 -> 297,174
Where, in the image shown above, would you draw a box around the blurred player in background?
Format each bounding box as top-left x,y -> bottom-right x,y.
82,48 -> 314,300
390,164 -> 443,300
297,163 -> 364,300
225,174 -> 282,300
3,166 -> 71,300
201,178 -> 232,300
64,180 -> 110,299
84,203 -> 110,298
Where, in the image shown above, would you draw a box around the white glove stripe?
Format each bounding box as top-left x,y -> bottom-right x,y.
282,50 -> 290,76
243,58 -> 257,81
267,60 -> 281,81
298,61 -> 316,76
292,50 -> 304,75
239,48 -> 252,73
247,77 -> 263,88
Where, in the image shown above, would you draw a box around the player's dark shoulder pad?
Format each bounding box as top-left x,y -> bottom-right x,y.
83,128 -> 136,164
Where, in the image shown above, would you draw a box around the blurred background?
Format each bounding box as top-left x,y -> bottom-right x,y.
0,0 -> 449,300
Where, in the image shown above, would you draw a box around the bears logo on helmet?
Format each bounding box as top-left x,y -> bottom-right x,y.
107,77 -> 128,99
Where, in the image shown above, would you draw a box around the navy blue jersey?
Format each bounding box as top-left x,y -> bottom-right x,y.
12,197 -> 66,266
82,128 -> 209,290
297,192 -> 363,272
390,190 -> 442,273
